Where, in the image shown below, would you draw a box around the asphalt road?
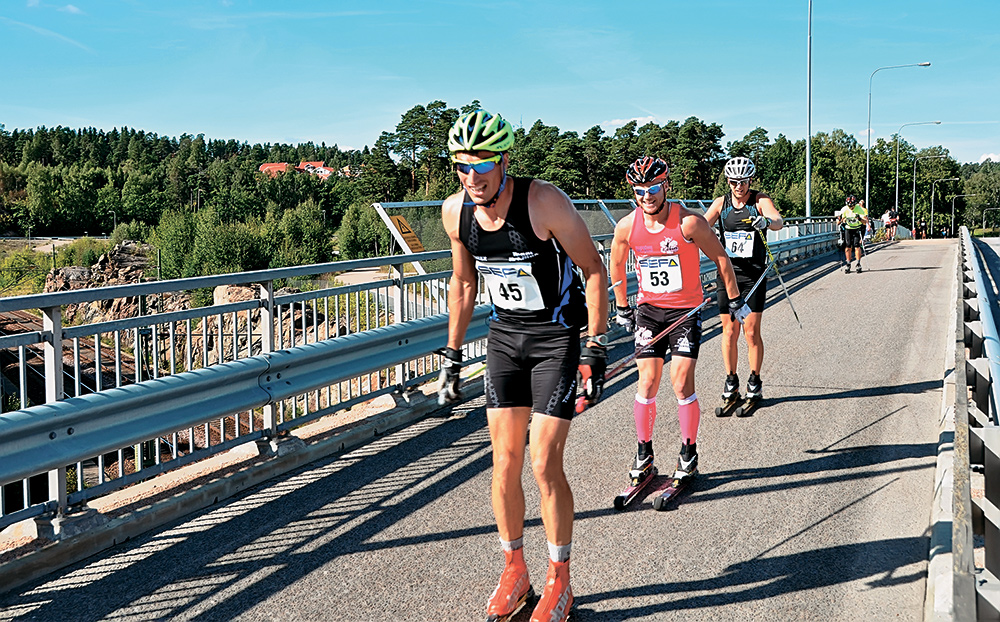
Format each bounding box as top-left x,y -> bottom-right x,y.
0,239 -> 957,622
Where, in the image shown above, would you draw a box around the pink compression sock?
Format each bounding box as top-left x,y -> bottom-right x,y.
634,395 -> 657,442
677,393 -> 700,445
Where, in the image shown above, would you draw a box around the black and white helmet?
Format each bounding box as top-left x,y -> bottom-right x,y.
723,156 -> 756,180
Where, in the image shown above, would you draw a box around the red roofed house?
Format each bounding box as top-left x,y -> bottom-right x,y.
258,162 -> 291,177
258,161 -> 335,180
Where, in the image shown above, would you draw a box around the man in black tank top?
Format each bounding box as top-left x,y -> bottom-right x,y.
438,109 -> 608,622
704,157 -> 784,410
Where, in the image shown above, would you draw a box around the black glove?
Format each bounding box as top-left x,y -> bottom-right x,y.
579,344 -> 607,405
728,296 -> 750,324
615,305 -> 636,333
437,347 -> 462,405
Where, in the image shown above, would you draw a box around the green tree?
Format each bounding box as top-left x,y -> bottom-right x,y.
336,201 -> 391,259
152,209 -> 195,279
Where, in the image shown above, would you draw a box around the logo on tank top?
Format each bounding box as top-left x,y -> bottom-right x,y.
659,237 -> 679,254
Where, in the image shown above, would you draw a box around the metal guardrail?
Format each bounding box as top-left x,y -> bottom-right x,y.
957,227 -> 1000,617
0,207 -> 838,534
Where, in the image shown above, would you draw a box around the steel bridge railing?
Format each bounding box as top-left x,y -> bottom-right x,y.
955,227 -> 1000,618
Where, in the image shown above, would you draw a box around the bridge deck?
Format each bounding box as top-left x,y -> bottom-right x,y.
0,240 -> 956,621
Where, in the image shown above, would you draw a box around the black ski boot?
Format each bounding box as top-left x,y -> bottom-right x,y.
723,373 -> 739,402
746,372 -> 763,401
629,441 -> 654,484
673,442 -> 698,480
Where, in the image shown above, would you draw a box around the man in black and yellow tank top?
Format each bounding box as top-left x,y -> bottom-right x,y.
704,157 -> 784,410
439,109 -> 608,622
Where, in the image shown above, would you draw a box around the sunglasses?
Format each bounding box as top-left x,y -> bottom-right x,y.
452,154 -> 503,175
632,183 -> 664,197
728,178 -> 750,187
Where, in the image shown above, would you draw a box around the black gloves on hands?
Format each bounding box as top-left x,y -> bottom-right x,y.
728,296 -> 751,324
579,344 -> 607,405
615,305 -> 636,333
437,347 -> 463,406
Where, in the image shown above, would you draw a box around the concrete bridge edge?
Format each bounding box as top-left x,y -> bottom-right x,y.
925,243 -> 960,621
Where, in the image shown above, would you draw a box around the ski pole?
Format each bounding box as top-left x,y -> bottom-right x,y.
759,233 -> 803,329
602,260 -> 773,383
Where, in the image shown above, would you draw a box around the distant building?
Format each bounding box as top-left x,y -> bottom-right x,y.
258,161 -> 336,180
338,164 -> 362,178
258,162 -> 291,177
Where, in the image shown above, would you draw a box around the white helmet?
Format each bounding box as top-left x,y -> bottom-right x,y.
724,156 -> 756,180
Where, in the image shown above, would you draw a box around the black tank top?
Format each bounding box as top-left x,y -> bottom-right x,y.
717,190 -> 767,274
458,176 -> 586,329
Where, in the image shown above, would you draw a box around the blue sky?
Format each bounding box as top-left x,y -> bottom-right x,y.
2,0 -> 998,164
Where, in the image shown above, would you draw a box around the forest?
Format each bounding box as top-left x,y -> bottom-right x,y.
1,98 -> 998,282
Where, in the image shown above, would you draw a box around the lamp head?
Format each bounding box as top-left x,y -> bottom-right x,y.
918,62 -> 931,66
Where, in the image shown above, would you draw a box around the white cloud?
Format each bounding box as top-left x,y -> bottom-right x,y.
59,4 -> 83,14
26,0 -> 40,6
980,153 -> 999,163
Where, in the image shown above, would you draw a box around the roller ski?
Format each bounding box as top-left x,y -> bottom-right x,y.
735,372 -> 763,418
614,442 -> 658,510
652,443 -> 697,511
714,373 -> 741,417
486,547 -> 535,622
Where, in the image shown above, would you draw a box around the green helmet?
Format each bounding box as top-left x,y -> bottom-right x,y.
447,109 -> 514,154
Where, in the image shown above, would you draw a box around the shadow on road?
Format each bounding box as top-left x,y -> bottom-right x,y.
575,535 -> 926,619
0,410 -> 499,621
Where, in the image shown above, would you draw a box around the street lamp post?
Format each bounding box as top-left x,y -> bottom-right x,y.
949,194 -> 978,237
866,62 -> 931,212
111,209 -> 117,232
895,121 -> 941,212
912,154 -> 947,231
805,0 -> 813,218
930,177 -> 960,238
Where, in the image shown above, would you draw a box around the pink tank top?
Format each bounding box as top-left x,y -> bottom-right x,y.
628,203 -> 704,308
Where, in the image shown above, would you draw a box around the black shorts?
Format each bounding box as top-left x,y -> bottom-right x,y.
717,270 -> 768,314
484,324 -> 580,420
635,304 -> 702,361
844,228 -> 863,248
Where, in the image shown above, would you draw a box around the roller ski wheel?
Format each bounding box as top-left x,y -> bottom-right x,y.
614,466 -> 658,511
715,394 -> 742,417
574,395 -> 588,414
735,396 -> 761,418
652,473 -> 695,511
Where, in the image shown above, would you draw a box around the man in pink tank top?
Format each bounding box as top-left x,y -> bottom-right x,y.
609,157 -> 747,504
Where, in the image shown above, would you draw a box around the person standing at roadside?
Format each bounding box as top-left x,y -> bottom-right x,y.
438,109 -> 608,622
704,157 -> 784,407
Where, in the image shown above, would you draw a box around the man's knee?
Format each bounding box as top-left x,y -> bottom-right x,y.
531,451 -> 566,487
